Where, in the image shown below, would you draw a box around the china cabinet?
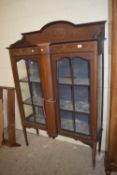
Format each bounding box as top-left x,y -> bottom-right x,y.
8,21 -> 105,166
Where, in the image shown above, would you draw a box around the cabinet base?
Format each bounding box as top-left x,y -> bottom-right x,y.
3,139 -> 21,147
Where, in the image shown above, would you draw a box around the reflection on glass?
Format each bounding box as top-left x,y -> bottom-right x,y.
72,58 -> 89,80
57,57 -> 91,135
60,110 -> 74,131
74,86 -> 90,113
57,58 -> 90,85
57,58 -> 72,84
27,107 -> 45,124
19,82 -> 31,101
27,60 -> 40,82
17,60 -> 28,80
24,105 -> 45,124
35,107 -> 45,124
23,104 -> 33,118
59,84 -> 72,108
57,58 -> 71,78
31,83 -> 42,105
75,113 -> 90,135
17,59 -> 40,82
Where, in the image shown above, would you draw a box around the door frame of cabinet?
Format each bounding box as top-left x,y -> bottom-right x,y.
9,53 -> 50,145
50,41 -> 98,140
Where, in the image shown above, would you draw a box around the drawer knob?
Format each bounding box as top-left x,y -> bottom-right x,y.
40,48 -> 44,52
77,44 -> 83,48
31,49 -> 34,53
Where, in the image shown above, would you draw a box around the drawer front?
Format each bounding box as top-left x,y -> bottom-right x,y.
51,41 -> 97,54
10,47 -> 39,56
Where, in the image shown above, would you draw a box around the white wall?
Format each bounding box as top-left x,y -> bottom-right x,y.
0,0 -> 109,150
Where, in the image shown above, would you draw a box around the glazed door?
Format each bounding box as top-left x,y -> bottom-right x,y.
51,42 -> 97,140
15,57 -> 46,129
57,57 -> 91,136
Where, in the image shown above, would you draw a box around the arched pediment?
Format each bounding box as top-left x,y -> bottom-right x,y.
9,20 -> 106,48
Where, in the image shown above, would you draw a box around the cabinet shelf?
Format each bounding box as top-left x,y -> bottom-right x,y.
58,77 -> 90,86
26,114 -> 45,124
19,76 -> 40,83
23,96 -> 43,106
60,100 -> 90,114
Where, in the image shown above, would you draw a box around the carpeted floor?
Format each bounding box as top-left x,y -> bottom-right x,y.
0,130 -> 106,175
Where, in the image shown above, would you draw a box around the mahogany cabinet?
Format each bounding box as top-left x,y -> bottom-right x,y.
8,21 -> 105,167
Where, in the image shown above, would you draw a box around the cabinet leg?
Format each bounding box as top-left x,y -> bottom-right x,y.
36,129 -> 39,135
106,170 -> 111,175
48,133 -> 56,139
92,143 -> 97,168
52,136 -> 56,139
98,132 -> 102,153
23,127 -> 29,146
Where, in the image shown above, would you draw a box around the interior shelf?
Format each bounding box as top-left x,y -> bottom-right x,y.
58,77 -> 90,86
60,100 -> 90,114
26,113 -> 45,124
19,76 -> 40,83
23,96 -> 43,106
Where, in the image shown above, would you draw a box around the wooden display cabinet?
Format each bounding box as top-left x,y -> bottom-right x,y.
8,21 -> 105,167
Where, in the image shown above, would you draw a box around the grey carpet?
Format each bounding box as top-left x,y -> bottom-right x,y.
0,130 -> 106,175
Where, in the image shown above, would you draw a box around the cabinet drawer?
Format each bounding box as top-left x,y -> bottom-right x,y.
51,41 -> 97,54
10,47 -> 39,56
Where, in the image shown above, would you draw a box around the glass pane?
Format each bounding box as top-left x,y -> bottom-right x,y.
59,84 -> 73,111
19,82 -> 31,101
75,113 -> 90,135
60,110 -> 74,131
57,57 -> 91,135
74,86 -> 90,113
26,107 -> 45,124
31,83 -> 43,106
23,105 -> 45,124
27,60 -> 40,82
23,104 -> 33,119
35,107 -> 45,124
72,58 -> 90,85
17,60 -> 28,81
57,58 -> 72,84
